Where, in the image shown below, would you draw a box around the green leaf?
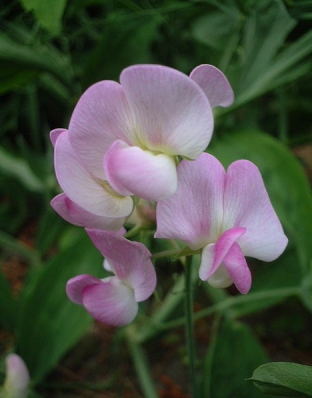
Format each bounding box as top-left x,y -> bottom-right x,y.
0,146 -> 44,193
19,0 -> 67,36
210,130 -> 312,274
16,231 -> 103,384
249,362 -> 312,397
0,33 -> 73,90
193,0 -> 312,108
201,319 -> 272,398
81,15 -> 160,88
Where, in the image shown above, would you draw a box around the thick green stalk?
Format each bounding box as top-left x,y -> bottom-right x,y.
184,255 -> 198,397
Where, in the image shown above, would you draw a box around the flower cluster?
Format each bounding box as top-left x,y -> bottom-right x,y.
51,64 -> 288,326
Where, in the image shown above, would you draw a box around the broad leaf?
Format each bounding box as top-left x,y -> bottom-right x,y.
249,362 -> 312,397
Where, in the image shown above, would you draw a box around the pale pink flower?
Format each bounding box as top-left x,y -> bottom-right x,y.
51,65 -> 233,225
155,153 -> 288,294
66,229 -> 156,326
2,354 -> 30,398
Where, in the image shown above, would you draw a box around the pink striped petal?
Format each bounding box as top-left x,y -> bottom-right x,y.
120,64 -> 213,159
82,278 -> 138,326
68,81 -> 133,179
223,242 -> 252,294
104,140 -> 177,201
190,64 -> 234,108
199,238 -> 251,294
155,153 -> 226,249
223,160 -> 288,261
66,274 -> 102,305
51,193 -> 125,231
86,229 -> 156,301
54,130 -> 133,218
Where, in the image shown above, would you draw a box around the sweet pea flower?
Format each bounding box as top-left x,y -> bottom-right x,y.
1,354 -> 30,398
66,229 -> 156,326
155,153 -> 288,294
52,65 -> 233,225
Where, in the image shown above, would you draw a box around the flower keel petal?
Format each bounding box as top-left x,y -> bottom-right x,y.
104,140 -> 177,201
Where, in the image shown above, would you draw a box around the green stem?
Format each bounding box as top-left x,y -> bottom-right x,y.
127,328 -> 159,398
184,255 -> 198,397
139,286 -> 300,339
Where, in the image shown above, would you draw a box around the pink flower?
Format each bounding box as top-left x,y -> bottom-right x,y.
155,153 -> 288,294
52,64 -> 233,225
2,354 -> 30,398
66,230 -> 156,326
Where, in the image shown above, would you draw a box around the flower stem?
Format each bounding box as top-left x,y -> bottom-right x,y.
184,255 -> 198,397
127,327 -> 159,398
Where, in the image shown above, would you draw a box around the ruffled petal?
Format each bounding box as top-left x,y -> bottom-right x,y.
82,277 -> 138,326
104,140 -> 177,201
66,274 -> 102,305
223,160 -> 288,261
190,64 -> 234,108
120,64 -> 214,159
86,229 -> 156,301
223,242 -> 252,294
68,80 -> 133,179
54,130 -> 133,218
155,153 -> 226,250
51,193 -> 125,231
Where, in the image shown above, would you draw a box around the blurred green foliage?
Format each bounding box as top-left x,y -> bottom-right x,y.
0,0 -> 312,396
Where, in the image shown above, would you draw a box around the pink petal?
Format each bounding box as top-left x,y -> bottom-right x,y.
54,130 -> 133,218
120,64 -> 214,159
190,64 -> 234,108
68,80 -> 133,179
51,193 -> 125,230
4,354 -> 30,397
223,160 -> 288,261
199,238 -> 251,294
199,228 -> 245,280
223,242 -> 252,294
50,128 -> 67,146
199,243 -> 215,280
104,140 -> 177,201
82,278 -> 138,326
155,153 -> 226,250
66,274 -> 102,305
86,229 -> 156,301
